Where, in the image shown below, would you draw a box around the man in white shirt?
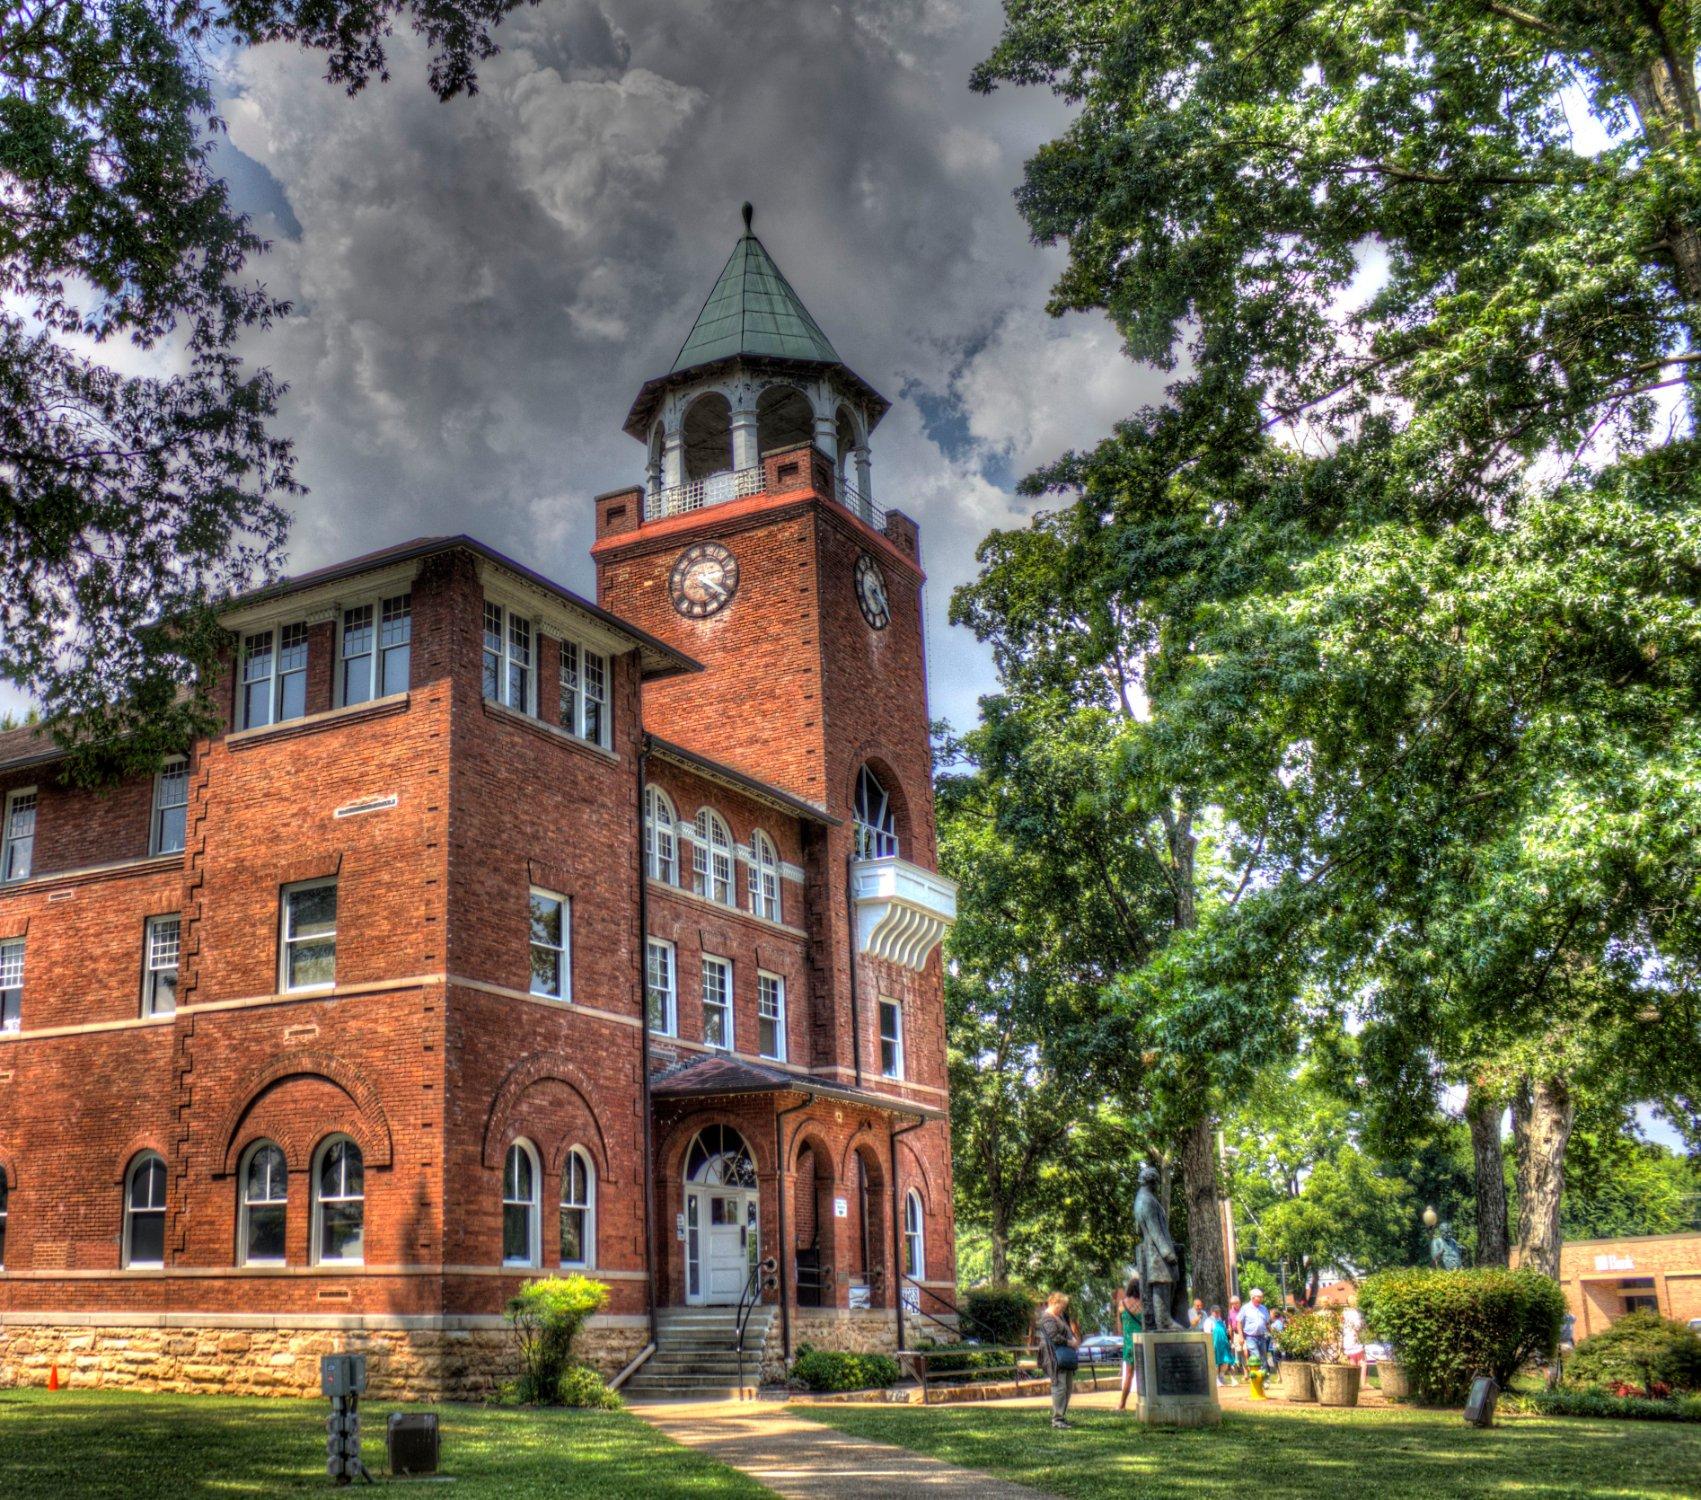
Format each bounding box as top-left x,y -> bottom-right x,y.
1241,1288 -> 1272,1369
1188,1298 -> 1205,1327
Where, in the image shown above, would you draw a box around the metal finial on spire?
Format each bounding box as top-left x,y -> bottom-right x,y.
742,202 -> 754,232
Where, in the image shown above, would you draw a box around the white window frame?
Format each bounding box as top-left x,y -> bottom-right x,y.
645,786 -> 678,885
482,600 -> 534,714
238,1140 -> 289,1267
748,831 -> 781,922
279,878 -> 338,993
694,808 -> 735,906
904,1189 -> 925,1280
143,914 -> 180,1017
558,637 -> 610,749
758,971 -> 786,1062
238,622 -> 309,731
2,787 -> 36,882
123,1153 -> 167,1269
503,1139 -> 542,1268
0,1163 -> 8,1270
0,938 -> 22,1032
339,592 -> 413,707
528,888 -> 571,1000
701,954 -> 733,1050
150,759 -> 189,856
311,1135 -> 365,1266
559,1147 -> 596,1269
879,997 -> 904,1080
646,938 -> 677,1036
854,765 -> 900,860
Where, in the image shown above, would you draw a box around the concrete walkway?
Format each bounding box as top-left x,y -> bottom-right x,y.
626,1396 -> 1051,1499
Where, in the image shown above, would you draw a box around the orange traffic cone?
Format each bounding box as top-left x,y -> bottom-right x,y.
47,1364 -> 60,1391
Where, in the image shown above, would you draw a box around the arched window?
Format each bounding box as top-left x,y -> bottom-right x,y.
312,1137 -> 364,1265
854,766 -> 899,859
684,1124 -> 757,1187
757,385 -> 814,455
683,393 -> 733,487
123,1153 -> 167,1268
239,1142 -> 288,1266
559,1148 -> 595,1269
645,786 -> 678,885
694,808 -> 734,906
0,1164 -> 9,1269
904,1190 -> 925,1281
748,831 -> 781,922
503,1140 -> 541,1268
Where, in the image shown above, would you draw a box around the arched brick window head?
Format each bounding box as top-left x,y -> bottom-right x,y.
855,766 -> 899,860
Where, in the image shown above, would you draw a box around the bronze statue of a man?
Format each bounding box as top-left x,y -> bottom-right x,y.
1134,1163 -> 1181,1331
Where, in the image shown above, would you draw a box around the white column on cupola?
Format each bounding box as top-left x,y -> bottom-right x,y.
662,401 -> 685,490
730,380 -> 760,472
853,445 -> 874,513
812,411 -> 838,463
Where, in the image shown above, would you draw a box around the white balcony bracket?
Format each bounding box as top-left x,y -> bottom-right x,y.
852,857 -> 957,971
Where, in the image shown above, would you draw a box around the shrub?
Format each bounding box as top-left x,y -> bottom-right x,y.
1277,1309 -> 1343,1363
556,1365 -> 622,1410
1565,1313 -> 1701,1396
962,1286 -> 1037,1346
1504,1387 -> 1701,1423
1358,1267 -> 1565,1406
505,1274 -> 610,1404
790,1344 -> 902,1392
911,1338 -> 1014,1375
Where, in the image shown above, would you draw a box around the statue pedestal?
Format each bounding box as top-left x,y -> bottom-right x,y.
1134,1330 -> 1223,1427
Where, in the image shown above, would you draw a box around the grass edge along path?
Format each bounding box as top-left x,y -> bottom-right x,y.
788,1392 -> 1701,1500
0,1387 -> 769,1499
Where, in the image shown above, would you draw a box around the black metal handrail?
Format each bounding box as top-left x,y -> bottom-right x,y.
898,1274 -> 1008,1345
733,1256 -> 778,1397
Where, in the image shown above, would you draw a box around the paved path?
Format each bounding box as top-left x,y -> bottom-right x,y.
626,1397 -> 1051,1499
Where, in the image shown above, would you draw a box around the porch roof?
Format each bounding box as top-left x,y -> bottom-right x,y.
650,1054 -> 941,1120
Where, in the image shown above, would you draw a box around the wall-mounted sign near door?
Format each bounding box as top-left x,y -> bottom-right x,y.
833,1197 -> 849,1218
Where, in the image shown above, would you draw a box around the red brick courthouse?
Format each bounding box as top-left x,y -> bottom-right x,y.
0,216 -> 960,1398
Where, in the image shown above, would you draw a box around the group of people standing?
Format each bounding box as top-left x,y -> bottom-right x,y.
1188,1289 -> 1280,1385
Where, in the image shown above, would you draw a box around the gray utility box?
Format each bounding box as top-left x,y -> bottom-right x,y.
320,1353 -> 368,1398
387,1412 -> 441,1476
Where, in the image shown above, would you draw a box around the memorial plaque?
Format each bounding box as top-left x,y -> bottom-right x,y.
1153,1339 -> 1211,1397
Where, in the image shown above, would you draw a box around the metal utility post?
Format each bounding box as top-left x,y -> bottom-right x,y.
321,1353 -> 374,1485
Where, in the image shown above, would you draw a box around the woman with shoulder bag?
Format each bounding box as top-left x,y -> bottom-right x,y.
1036,1291 -> 1081,1429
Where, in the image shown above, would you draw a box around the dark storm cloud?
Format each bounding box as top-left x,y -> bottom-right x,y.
217,0 -> 1166,728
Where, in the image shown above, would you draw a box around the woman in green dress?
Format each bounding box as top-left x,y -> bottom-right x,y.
1117,1278 -> 1143,1411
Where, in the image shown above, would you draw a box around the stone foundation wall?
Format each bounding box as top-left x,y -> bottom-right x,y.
0,1315 -> 648,1402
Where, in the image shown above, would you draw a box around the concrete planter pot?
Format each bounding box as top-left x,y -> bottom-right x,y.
1278,1360 -> 1317,1402
1377,1360 -> 1411,1400
1316,1363 -> 1363,1407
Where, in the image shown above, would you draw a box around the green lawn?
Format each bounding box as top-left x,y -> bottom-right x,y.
0,1389 -> 766,1498
791,1396 -> 1701,1499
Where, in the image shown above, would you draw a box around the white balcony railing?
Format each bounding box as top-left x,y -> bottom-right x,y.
646,464 -> 766,521
851,856 -> 957,971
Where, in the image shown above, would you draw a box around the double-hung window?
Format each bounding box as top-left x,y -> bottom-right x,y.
878,998 -> 904,1080
559,639 -> 610,747
124,1154 -> 168,1268
313,1137 -> 364,1264
645,787 -> 678,884
280,879 -> 337,992
2,789 -> 36,882
749,832 -> 781,922
701,955 -> 732,1050
143,915 -> 180,1016
239,623 -> 308,730
0,939 -> 21,1031
341,593 -> 413,706
482,602 -> 532,713
758,971 -> 786,1061
560,1149 -> 594,1268
646,938 -> 676,1036
529,889 -> 570,1000
503,1141 -> 541,1267
694,809 -> 734,906
151,760 -> 188,855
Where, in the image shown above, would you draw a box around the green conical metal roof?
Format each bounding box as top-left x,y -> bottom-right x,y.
671,205 -> 841,372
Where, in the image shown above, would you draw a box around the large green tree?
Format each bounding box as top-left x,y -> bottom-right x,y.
1,0 -> 525,779
973,0 -> 1701,1276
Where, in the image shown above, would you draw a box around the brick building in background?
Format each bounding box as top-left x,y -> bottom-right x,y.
0,210 -> 960,1399
1551,1233 -> 1701,1338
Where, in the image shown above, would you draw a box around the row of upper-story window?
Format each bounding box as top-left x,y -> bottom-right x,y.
644,786 -> 788,921
0,1137 -> 599,1273
234,592 -> 612,748
0,758 -> 190,885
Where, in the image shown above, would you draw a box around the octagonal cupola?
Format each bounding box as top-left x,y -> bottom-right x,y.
624,204 -> 890,522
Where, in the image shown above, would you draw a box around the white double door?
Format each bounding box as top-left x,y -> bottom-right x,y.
685,1186 -> 758,1305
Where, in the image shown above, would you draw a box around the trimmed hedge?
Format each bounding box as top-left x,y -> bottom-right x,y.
911,1339 -> 1013,1375
1565,1312 -> 1701,1396
790,1345 -> 902,1392
1505,1387 -> 1701,1423
962,1286 -> 1038,1346
1358,1267 -> 1565,1406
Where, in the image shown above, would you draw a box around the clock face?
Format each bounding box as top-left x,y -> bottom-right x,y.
855,553 -> 890,630
669,542 -> 740,619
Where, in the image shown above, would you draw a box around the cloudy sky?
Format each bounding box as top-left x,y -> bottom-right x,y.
206,0 -> 1165,734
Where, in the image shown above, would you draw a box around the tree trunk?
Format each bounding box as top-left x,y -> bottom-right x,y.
989,1204 -> 1010,1286
1180,1111 -> 1228,1311
1466,1082 -> 1509,1267
1513,1074 -> 1574,1278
